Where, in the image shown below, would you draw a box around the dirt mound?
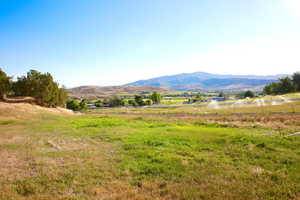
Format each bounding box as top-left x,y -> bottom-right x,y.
0,102 -> 75,119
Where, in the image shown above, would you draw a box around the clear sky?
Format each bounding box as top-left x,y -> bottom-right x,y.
1,0 -> 300,87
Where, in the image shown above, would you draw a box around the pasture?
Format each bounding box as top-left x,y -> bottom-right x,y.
0,99 -> 300,200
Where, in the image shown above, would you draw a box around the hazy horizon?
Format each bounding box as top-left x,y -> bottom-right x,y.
1,0 -> 300,87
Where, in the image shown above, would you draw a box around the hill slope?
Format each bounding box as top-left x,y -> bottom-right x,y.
0,102 -> 74,120
125,72 -> 286,91
68,86 -> 170,98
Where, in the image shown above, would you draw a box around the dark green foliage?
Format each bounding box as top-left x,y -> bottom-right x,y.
244,90 -> 255,98
95,103 -> 102,107
145,99 -> 153,105
264,76 -> 296,95
218,92 -> 224,97
121,99 -> 129,106
278,77 -> 295,94
135,95 -> 145,106
292,72 -> 300,91
12,70 -> 67,107
79,99 -> 88,110
66,100 -> 81,111
150,91 -> 161,104
108,96 -> 123,107
0,68 -> 11,99
66,99 -> 87,111
128,99 -> 138,106
102,98 -> 110,105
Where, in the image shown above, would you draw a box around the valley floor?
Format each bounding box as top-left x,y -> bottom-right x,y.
0,102 -> 300,200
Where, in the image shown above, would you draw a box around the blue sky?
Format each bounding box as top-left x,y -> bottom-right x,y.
1,0 -> 300,87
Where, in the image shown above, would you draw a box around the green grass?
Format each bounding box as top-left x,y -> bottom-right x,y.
1,112 -> 300,199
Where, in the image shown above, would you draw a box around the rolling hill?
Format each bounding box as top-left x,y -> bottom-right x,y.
125,72 -> 286,91
68,85 -> 170,99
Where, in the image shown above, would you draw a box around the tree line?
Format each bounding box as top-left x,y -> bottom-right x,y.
0,68 -> 67,107
263,72 -> 300,95
66,92 -> 161,111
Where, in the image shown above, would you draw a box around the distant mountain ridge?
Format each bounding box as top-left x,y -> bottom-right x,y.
124,72 -> 287,91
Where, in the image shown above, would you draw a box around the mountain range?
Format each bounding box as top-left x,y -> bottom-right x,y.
124,72 -> 286,91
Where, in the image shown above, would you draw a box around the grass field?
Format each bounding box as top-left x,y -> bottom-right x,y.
1,101 -> 300,200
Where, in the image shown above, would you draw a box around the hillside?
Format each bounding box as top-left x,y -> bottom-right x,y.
125,72 -> 286,91
68,85 -> 170,98
0,102 -> 74,120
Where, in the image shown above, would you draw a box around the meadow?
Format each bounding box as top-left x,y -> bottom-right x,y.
0,100 -> 300,200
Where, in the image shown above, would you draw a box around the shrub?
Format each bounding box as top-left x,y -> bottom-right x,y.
108,96 -> 123,107
66,99 -> 87,111
244,90 -> 255,98
66,100 -> 81,111
150,92 -> 161,104
134,95 -> 145,106
145,99 -> 153,105
0,68 -> 11,100
128,99 -> 138,106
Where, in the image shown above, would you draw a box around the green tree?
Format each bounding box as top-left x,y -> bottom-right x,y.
145,99 -> 153,105
0,68 -> 11,100
263,82 -> 280,95
109,96 -> 123,107
263,77 -> 295,95
66,100 -> 81,111
95,99 -> 102,107
128,99 -> 138,106
292,72 -> 300,91
121,99 -> 129,106
102,99 -> 109,105
12,70 -> 67,107
134,95 -> 144,106
244,90 -> 255,98
150,92 -> 161,104
278,77 -> 295,94
218,92 -> 224,97
79,99 -> 88,110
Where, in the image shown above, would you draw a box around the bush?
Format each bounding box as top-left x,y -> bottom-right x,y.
244,90 -> 255,98
79,99 -> 88,110
66,99 -> 88,111
108,96 -> 123,107
66,100 -> 81,111
134,95 -> 145,106
121,99 -> 129,106
0,68 -> 11,99
150,92 -> 161,104
128,99 -> 138,106
145,99 -> 153,105
95,103 -> 102,107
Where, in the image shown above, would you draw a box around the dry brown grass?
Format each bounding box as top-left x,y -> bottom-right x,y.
68,85 -> 171,99
0,102 -> 75,119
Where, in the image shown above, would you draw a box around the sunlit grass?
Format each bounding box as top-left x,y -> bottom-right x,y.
1,112 -> 300,199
